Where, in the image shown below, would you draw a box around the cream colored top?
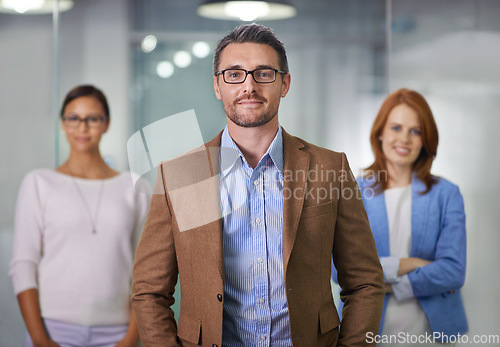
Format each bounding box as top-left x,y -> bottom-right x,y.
380,185 -> 430,347
9,169 -> 150,326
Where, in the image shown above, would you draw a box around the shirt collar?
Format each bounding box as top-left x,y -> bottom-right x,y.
267,127 -> 284,178
220,127 -> 241,178
220,125 -> 284,179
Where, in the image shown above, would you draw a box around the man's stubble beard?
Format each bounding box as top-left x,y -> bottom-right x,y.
223,95 -> 279,128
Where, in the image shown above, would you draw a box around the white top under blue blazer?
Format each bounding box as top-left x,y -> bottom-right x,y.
332,175 -> 468,338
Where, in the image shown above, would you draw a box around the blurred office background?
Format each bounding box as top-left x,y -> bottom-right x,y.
1,0 -> 499,345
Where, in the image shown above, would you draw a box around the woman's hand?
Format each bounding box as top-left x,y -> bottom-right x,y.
17,289 -> 61,347
398,257 -> 431,276
115,336 -> 139,347
32,337 -> 60,347
115,307 -> 140,347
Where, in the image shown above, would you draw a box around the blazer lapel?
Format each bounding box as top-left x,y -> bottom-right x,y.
282,130 -> 310,276
410,176 -> 429,257
203,132 -> 225,281
368,191 -> 390,257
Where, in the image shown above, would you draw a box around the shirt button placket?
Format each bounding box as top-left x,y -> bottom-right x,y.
253,169 -> 266,346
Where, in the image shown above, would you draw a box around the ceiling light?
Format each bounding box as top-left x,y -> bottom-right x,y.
173,51 -> 192,68
0,0 -> 73,14
198,0 -> 296,21
156,61 -> 174,79
141,35 -> 158,53
192,41 -> 211,59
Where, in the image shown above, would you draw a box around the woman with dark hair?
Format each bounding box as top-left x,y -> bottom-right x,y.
357,88 -> 468,345
9,85 -> 148,347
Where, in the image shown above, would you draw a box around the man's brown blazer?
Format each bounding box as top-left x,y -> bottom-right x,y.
131,129 -> 384,346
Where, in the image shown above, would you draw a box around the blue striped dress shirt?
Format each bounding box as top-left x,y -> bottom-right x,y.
219,126 -> 292,347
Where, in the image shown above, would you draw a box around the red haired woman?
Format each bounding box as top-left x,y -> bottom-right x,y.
359,88 -> 468,345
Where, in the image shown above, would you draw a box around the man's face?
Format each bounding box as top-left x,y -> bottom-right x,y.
213,42 -> 290,128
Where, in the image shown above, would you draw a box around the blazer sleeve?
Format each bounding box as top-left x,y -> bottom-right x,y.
131,164 -> 180,346
407,184 -> 467,297
332,154 -> 385,346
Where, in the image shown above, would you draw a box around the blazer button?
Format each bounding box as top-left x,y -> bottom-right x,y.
217,294 -> 222,302
212,344 -> 218,347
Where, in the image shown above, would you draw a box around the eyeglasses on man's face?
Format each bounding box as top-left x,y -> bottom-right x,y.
62,115 -> 107,128
216,68 -> 285,84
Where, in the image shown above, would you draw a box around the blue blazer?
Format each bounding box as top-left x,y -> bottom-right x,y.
333,175 -> 468,338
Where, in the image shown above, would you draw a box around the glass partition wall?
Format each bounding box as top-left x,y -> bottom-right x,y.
0,8 -> 55,345
1,0 -> 499,344
389,0 -> 500,341
131,0 -> 387,172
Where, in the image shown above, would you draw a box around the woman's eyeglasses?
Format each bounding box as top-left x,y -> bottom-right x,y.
62,115 -> 107,128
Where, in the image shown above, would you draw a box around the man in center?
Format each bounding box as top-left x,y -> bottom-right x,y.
132,23 -> 384,346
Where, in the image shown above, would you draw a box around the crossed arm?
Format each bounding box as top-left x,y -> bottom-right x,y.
385,258 -> 431,293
